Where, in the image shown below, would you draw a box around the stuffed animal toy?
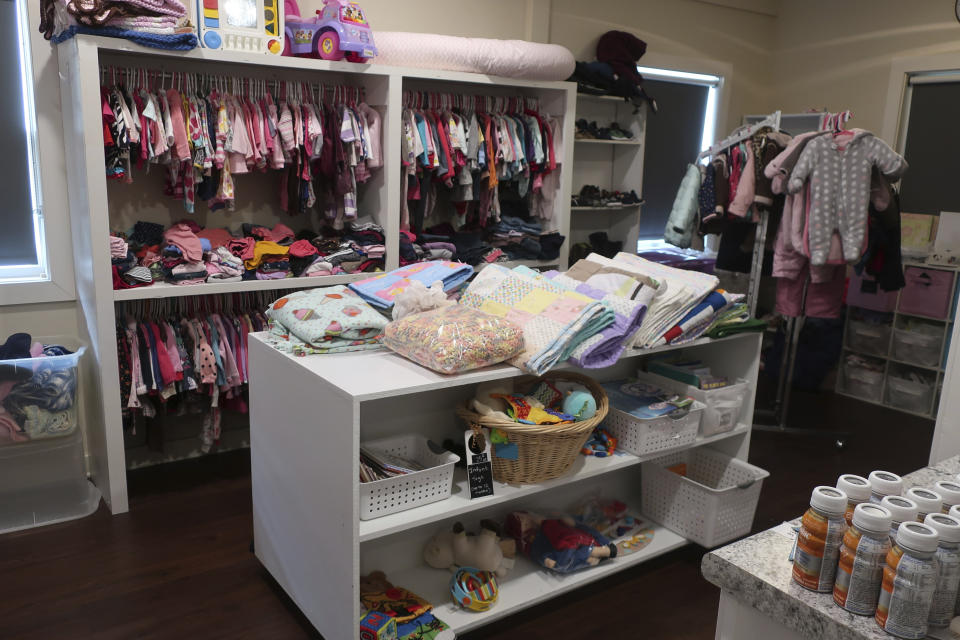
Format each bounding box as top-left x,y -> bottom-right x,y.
423,521 -> 516,577
505,511 -> 618,574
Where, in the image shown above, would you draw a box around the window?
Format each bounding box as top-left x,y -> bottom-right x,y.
635,66 -> 721,244
896,75 -> 960,214
0,0 -> 47,284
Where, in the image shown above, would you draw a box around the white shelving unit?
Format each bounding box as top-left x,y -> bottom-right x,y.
570,94 -> 646,263
837,262 -> 959,419
248,331 -> 762,638
57,35 -> 576,514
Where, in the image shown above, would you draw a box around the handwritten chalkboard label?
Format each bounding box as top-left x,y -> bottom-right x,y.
464,429 -> 494,499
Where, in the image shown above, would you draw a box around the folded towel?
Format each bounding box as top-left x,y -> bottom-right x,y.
266,286 -> 388,354
657,289 -> 743,346
459,264 -> 612,375
349,260 -> 473,310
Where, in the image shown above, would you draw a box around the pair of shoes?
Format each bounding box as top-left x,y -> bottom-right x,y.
575,119 -> 599,139
607,122 -> 634,141
588,231 -> 622,259
620,190 -> 643,205
579,185 -> 602,207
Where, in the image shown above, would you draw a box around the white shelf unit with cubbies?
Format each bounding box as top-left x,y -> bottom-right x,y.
570,94 -> 646,264
837,262 -> 959,419
248,331 -> 761,639
57,35 -> 576,514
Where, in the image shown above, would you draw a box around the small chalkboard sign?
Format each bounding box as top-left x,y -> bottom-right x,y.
464,429 -> 494,499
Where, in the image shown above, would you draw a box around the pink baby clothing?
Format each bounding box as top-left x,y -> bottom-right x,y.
163,223 -> 203,262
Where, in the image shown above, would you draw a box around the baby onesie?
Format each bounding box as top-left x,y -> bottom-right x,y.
788,131 -> 907,265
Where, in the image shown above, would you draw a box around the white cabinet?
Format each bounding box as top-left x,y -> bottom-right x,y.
248,332 -> 762,637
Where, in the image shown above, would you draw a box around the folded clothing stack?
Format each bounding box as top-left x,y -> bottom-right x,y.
41,0 -> 198,49
349,261 -> 474,310
111,218 -> 386,290
265,286 -> 390,355
486,216 -> 565,262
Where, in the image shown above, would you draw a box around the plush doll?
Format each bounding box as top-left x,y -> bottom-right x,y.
423,521 -> 516,577
505,511 -> 618,574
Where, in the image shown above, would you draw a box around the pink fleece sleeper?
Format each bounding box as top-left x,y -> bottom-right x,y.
787,130 -> 907,265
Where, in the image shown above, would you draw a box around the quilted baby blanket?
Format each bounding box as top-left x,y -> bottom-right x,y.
266,286 -> 388,354
459,265 -> 612,375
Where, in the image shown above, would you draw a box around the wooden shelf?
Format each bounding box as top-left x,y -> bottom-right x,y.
390,517 -> 687,634
112,273 -> 367,301
359,423 -> 749,542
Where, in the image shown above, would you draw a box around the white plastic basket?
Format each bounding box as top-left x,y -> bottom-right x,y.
641,447 -> 769,548
360,435 -> 460,520
603,401 -> 703,457
635,372 -> 749,437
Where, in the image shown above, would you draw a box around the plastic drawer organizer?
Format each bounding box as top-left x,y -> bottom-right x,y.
603,399 -> 704,457
885,374 -> 934,415
359,434 -> 459,520
641,448 -> 769,548
636,372 -> 749,437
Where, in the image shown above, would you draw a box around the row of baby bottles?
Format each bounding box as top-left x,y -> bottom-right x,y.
793,470 -> 960,639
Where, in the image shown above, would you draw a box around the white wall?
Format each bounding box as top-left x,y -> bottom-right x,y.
771,0 -> 960,136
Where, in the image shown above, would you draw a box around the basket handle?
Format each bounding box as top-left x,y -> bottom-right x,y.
735,479 -> 759,490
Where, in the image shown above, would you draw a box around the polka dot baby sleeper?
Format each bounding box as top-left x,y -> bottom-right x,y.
786,131 -> 907,266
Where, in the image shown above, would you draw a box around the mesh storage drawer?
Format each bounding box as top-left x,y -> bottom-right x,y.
641,448 -> 768,548
360,435 -> 459,520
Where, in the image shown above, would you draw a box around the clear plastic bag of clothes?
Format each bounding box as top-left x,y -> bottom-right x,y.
383,305 -> 524,374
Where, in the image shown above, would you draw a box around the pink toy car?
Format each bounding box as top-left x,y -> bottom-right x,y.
283,0 -> 377,62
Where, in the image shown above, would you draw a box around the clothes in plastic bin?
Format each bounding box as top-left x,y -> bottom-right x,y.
0,342 -> 85,446
899,267 -> 953,319
847,272 -> 898,313
0,429 -> 100,533
636,371 -> 748,437
842,361 -> 883,402
846,319 -> 891,356
885,374 -> 933,415
892,327 -> 943,368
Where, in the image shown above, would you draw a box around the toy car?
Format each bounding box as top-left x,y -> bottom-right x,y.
283,0 -> 377,62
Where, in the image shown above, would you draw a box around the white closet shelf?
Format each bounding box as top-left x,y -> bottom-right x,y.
575,138 -> 642,146
576,93 -> 634,104
388,517 -> 687,634
571,204 -> 642,211
81,35 -> 575,90
358,423 -> 750,542
112,273 -> 366,301
475,259 -> 560,273
271,333 -> 755,402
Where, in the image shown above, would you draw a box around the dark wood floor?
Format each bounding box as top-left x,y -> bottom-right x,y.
0,389 -> 933,640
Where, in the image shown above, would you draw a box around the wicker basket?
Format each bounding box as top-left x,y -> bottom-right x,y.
456,372 -> 608,485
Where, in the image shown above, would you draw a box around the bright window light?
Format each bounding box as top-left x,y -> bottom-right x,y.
700,86 -> 719,159
636,66 -> 721,85
1,0 -> 47,285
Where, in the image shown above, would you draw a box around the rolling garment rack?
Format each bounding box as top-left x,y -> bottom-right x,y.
747,110 -> 853,445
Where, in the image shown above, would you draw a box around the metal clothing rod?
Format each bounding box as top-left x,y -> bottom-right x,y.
698,110 -> 781,160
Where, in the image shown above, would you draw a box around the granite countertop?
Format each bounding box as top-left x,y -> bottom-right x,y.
702,456 -> 960,640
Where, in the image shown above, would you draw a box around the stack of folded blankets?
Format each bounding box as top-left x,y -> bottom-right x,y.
111,218 -> 387,289
40,0 -> 198,50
